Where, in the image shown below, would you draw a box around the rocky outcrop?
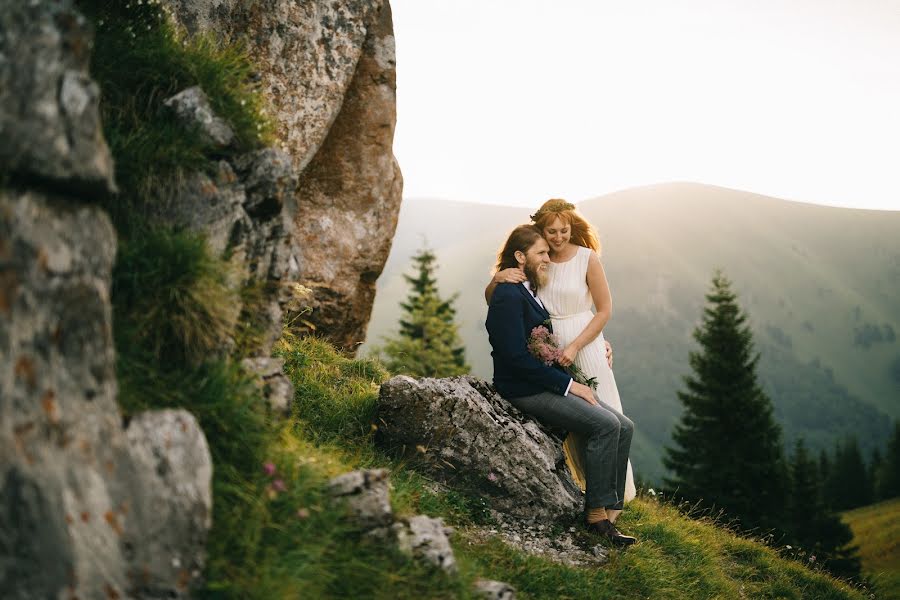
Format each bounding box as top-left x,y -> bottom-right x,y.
327,468 -> 393,530
391,515 -> 457,574
0,2 -> 212,597
293,1 -> 403,350
164,0 -> 403,351
474,579 -> 517,600
241,357 -> 295,415
163,86 -> 236,148
124,410 -> 213,596
148,142 -> 300,356
326,468 -> 458,574
0,189 -> 213,598
376,376 -> 584,523
0,0 -> 116,194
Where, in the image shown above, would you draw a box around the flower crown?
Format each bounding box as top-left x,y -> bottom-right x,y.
529,199 -> 575,222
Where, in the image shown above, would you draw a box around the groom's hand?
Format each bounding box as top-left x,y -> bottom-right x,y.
570,382 -> 598,406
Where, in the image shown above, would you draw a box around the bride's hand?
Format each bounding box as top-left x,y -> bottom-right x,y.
559,344 -> 578,367
493,268 -> 526,284
605,340 -> 613,369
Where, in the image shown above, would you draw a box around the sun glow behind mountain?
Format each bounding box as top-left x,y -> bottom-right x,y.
390,0 -> 900,211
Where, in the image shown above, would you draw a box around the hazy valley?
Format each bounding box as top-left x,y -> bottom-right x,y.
364,182 -> 900,483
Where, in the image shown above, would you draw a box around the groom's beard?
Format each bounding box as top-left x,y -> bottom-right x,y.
524,260 -> 548,293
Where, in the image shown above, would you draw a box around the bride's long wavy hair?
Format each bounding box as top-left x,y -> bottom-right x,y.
530,198 -> 601,254
493,224 -> 543,274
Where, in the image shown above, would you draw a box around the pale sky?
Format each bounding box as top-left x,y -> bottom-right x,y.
390,0 -> 900,210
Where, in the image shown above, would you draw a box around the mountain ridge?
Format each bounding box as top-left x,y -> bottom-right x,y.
364,183 -> 900,482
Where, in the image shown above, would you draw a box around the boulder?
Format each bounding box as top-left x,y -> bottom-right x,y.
163,0 -> 403,351
376,376 -> 584,523
293,0 -> 403,350
124,409 -> 214,597
327,468 -> 393,530
0,189 -> 213,598
164,0 -> 378,170
240,357 -> 295,415
391,515 -> 457,574
163,86 -> 235,148
149,148 -> 301,356
474,579 -> 517,600
0,0 -> 115,193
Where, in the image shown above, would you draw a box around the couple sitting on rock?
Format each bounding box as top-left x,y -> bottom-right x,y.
484,200 -> 637,546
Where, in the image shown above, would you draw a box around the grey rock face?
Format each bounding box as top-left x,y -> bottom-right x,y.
294,0 -> 403,350
163,0 -> 403,351
474,579 -> 517,600
0,0 -> 115,193
124,409 -> 213,597
163,86 -> 236,147
165,0 -> 379,171
240,357 -> 295,415
392,515 -> 457,574
0,189 -> 213,598
151,147 -> 301,356
376,376 -> 583,522
327,468 -> 393,529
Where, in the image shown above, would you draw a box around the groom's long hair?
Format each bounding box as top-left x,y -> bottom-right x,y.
493,224 -> 543,273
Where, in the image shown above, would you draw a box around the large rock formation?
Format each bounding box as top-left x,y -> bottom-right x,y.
0,2 -> 212,597
164,0 -> 403,351
0,0 -> 115,194
376,376 -> 584,523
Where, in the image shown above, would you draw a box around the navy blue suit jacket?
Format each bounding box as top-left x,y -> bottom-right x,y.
485,282 -> 572,399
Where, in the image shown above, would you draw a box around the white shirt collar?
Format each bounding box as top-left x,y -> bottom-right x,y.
522,280 -> 545,307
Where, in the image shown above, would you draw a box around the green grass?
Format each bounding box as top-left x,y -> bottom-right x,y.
271,334 -> 868,600
77,0 -> 274,229
75,3 -> 882,597
843,497 -> 900,599
113,228 -> 239,369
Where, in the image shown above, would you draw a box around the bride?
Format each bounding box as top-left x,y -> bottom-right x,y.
485,199 -> 636,519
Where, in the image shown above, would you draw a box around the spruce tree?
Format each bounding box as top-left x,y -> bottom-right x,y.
877,421 -> 900,499
786,439 -> 861,579
826,436 -> 873,510
869,447 -> 883,502
379,247 -> 469,377
787,439 -> 823,546
663,272 -> 786,532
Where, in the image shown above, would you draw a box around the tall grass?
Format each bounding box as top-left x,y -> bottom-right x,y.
843,498 -> 900,599
113,228 -> 239,369
77,0 -> 274,228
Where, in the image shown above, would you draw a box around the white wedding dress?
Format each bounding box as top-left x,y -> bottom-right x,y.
541,245 -> 636,503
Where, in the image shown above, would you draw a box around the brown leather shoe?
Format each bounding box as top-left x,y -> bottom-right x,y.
585,519 -> 637,546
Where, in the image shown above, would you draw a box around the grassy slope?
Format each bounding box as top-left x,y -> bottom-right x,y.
275,335 -> 867,599
843,497 -> 900,600
362,187 -> 900,482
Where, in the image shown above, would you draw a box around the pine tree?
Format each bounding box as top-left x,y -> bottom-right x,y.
826,436 -> 873,510
663,271 -> 787,533
877,420 -> 900,499
379,247 -> 470,377
869,447 -> 883,501
787,439 -> 823,545
786,439 -> 861,579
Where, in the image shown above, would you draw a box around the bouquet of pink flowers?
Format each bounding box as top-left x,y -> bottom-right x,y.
527,324 -> 598,390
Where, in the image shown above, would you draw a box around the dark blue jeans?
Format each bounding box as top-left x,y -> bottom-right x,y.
507,390 -> 633,511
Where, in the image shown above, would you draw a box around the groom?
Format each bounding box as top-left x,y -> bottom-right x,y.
485,224 -> 636,546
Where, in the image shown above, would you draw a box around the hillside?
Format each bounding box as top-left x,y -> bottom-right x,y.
843,497 -> 900,600
362,184 -> 900,482
268,335 -> 870,599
